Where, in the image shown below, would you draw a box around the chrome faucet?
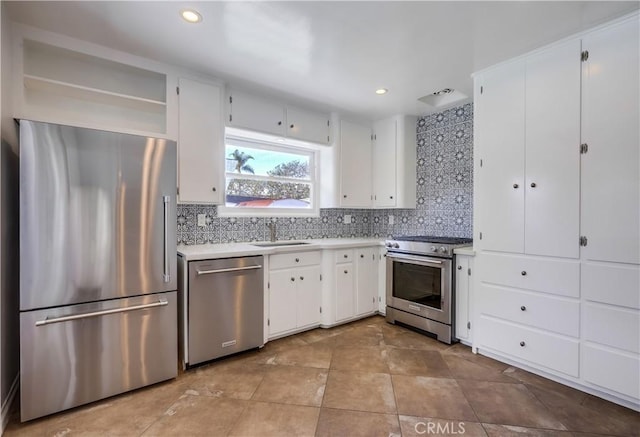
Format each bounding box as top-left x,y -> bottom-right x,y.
267,222 -> 277,242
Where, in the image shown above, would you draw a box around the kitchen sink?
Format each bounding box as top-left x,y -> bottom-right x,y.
251,241 -> 312,247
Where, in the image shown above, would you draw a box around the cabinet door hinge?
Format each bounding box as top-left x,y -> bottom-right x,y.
319,306 -> 322,314
467,321 -> 471,330
229,96 -> 233,104
327,135 -> 330,142
176,86 -> 180,95
267,282 -> 270,289
327,120 -> 330,127
229,114 -> 233,122
480,86 -> 483,94
480,159 -> 483,167
374,134 -> 377,140
580,143 -> 589,154
320,274 -> 322,281
581,50 -> 589,62
467,268 -> 471,276
378,296 -> 381,302
479,232 -> 483,240
177,186 -> 180,195
267,318 -> 270,326
580,236 -> 588,247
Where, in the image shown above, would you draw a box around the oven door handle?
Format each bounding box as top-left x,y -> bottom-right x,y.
387,253 -> 444,266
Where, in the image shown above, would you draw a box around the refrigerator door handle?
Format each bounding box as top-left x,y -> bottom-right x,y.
196,265 -> 263,276
163,195 -> 170,283
35,299 -> 169,326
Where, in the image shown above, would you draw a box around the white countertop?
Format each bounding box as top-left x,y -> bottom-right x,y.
178,238 -> 384,261
454,245 -> 475,256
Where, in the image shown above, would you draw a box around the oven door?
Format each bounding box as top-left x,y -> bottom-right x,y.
386,252 -> 452,324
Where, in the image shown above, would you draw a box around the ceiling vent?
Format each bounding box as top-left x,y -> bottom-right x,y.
418,88 -> 468,110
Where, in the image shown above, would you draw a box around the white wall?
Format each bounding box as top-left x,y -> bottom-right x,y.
1,1 -> 20,429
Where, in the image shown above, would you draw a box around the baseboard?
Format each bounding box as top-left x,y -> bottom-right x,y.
1,373 -> 19,433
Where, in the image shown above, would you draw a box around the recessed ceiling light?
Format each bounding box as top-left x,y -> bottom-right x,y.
375,88 -> 388,95
181,9 -> 202,23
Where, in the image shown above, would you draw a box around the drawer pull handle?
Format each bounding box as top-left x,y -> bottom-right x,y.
299,276 -> 304,281
457,266 -> 462,270
520,306 -> 526,311
513,183 -> 519,189
521,271 -> 527,276
295,258 -> 300,262
530,182 -> 537,188
291,277 -> 295,282
344,270 -> 348,274
344,254 -> 348,258
197,265 -> 262,275
360,254 -> 364,258
36,299 -> 168,326
520,341 -> 526,347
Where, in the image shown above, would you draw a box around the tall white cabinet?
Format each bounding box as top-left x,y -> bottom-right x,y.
177,78 -> 224,204
474,14 -> 639,409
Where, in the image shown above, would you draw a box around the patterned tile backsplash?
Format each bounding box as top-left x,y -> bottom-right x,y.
177,103 -> 473,245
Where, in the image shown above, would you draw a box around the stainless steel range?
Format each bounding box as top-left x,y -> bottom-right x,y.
385,236 -> 472,344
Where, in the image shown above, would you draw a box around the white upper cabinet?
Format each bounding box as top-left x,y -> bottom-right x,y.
228,91 -> 286,137
581,18 -> 640,265
16,37 -> 169,138
476,40 -> 581,258
524,40 -> 581,258
287,106 -> 330,144
177,78 -> 224,204
475,61 -> 526,253
227,91 -> 330,145
340,120 -> 372,207
372,115 -> 417,209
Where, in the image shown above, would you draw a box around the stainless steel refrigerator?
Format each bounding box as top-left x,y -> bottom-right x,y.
19,120 -> 178,421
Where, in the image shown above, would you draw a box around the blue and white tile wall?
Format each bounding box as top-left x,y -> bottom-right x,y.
177,103 -> 473,245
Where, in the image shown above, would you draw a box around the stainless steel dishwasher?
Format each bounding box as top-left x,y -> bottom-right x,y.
187,256 -> 264,366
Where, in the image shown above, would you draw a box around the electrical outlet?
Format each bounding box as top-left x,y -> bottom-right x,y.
344,214 -> 352,224
388,215 -> 395,225
197,214 -> 207,227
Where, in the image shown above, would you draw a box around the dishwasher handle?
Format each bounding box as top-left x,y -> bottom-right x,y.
196,265 -> 262,276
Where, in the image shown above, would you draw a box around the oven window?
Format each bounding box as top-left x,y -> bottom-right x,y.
393,261 -> 442,310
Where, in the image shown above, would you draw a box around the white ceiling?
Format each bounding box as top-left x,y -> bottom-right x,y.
5,1 -> 639,121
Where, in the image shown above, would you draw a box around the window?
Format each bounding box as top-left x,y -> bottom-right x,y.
218,132 -> 320,217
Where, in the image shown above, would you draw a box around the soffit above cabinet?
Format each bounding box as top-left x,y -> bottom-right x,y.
6,1 -> 638,120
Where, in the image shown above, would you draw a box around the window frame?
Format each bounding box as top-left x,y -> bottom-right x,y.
218,133 -> 321,217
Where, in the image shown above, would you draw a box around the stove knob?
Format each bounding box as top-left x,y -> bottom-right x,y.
430,246 -> 437,252
439,246 -> 447,253
393,243 -> 400,249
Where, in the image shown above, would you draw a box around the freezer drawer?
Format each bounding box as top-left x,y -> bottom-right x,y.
188,256 -> 264,365
20,292 -> 177,421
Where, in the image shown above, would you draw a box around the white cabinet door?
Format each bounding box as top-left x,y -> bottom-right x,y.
335,263 -> 355,322
372,118 -> 397,207
178,78 -> 223,203
581,18 -> 640,264
455,256 -> 471,341
229,92 -> 286,136
340,120 -> 372,207
286,106 -> 330,144
476,61 -> 525,253
269,269 -> 298,335
525,40 -> 581,259
378,249 -> 387,313
356,248 -> 377,315
296,265 -> 322,328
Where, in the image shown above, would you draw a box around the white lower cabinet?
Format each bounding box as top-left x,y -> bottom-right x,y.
356,248 -> 378,315
378,248 -> 387,314
455,255 -> 473,343
268,251 -> 322,338
335,260 -> 355,322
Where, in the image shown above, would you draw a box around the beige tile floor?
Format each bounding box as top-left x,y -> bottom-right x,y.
6,315 -> 640,436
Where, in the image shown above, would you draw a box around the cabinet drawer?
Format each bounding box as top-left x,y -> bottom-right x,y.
582,344 -> 640,399
582,263 -> 640,309
335,249 -> 353,264
478,284 -> 579,337
479,316 -> 579,377
270,251 -> 321,270
479,253 -> 579,297
584,303 -> 640,353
